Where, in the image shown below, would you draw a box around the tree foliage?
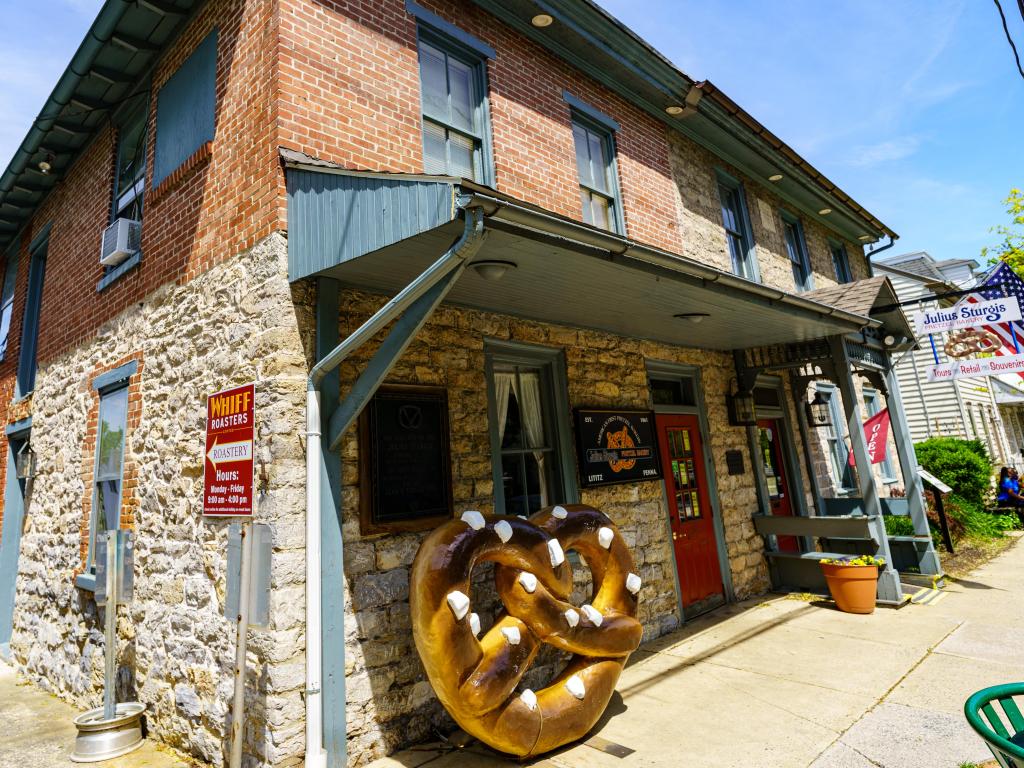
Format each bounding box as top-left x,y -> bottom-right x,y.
983,188 -> 1024,271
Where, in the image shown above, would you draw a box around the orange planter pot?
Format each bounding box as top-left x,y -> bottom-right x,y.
821,564 -> 878,614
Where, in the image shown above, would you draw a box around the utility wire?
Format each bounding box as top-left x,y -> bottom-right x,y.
994,0 -> 1024,80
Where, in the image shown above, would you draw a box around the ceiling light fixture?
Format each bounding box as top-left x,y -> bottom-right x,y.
858,235 -> 874,242
665,105 -> 685,116
768,173 -> 783,182
531,13 -> 553,27
673,312 -> 710,324
818,208 -> 832,215
472,260 -> 517,281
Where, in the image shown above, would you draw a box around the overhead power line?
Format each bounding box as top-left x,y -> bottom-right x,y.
993,0 -> 1024,80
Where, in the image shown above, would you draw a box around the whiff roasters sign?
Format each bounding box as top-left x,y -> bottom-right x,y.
574,408 -> 661,487
204,383 -> 256,517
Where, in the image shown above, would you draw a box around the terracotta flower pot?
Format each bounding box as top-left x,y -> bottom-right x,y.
821,563 -> 878,614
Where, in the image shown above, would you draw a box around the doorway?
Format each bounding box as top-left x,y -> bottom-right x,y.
0,427 -> 30,658
655,413 -> 725,613
757,418 -> 799,552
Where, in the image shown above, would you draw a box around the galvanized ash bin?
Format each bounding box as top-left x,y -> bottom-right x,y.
71,530 -> 146,762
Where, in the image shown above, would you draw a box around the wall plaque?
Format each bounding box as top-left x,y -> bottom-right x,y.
725,449 -> 745,476
360,384 -> 453,534
573,408 -> 661,487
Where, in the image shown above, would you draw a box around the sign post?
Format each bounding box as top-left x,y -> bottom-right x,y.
203,383 -> 256,768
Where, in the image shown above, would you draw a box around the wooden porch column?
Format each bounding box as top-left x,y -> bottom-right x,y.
883,362 -> 943,575
827,337 -> 902,603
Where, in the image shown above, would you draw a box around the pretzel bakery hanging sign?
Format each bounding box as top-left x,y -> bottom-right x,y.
573,409 -> 661,487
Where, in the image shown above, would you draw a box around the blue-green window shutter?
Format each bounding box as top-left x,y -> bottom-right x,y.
153,29 -> 218,187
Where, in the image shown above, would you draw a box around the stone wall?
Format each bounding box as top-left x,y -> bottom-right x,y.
336,288 -> 777,765
667,132 -> 871,296
9,232 -> 312,768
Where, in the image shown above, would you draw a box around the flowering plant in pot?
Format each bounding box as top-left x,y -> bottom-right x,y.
820,555 -> 885,614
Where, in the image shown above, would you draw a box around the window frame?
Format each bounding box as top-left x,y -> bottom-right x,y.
415,24 -> 495,186
77,361 -> 136,592
569,112 -> 625,235
716,171 -> 760,282
15,226 -> 48,399
111,97 -> 149,225
0,244 -> 19,363
863,388 -> 897,483
484,341 -> 578,516
817,383 -> 856,494
781,211 -> 813,292
829,239 -> 853,284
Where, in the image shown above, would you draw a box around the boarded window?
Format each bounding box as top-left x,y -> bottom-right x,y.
153,29 -> 217,187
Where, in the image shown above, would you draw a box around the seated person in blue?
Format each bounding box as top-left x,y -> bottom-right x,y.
997,466 -> 1024,508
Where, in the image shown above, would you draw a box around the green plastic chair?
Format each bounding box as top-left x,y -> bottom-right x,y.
965,683 -> 1024,767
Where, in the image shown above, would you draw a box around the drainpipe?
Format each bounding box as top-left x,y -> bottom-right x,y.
303,207 -> 485,768
864,236 -> 897,278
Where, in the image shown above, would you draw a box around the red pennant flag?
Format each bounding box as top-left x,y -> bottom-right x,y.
848,408 -> 891,467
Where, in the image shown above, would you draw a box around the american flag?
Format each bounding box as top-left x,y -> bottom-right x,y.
960,260 -> 1024,377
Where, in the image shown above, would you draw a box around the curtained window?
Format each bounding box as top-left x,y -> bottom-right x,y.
487,346 -> 575,516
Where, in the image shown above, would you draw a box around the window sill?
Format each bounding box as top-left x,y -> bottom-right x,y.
97,252 -> 141,292
74,572 -> 96,592
881,477 -> 899,485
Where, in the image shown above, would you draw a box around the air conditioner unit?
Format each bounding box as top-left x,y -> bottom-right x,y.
99,218 -> 141,266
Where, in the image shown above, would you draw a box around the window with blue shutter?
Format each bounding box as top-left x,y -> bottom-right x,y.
0,248 -> 18,361
781,212 -> 813,292
717,175 -> 758,281
152,29 -> 217,188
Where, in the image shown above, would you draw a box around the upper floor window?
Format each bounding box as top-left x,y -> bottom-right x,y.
153,29 -> 217,188
113,101 -> 148,223
571,117 -> 622,233
717,175 -> 758,281
830,240 -> 852,284
16,229 -> 47,398
486,342 -> 577,516
418,32 -> 491,182
0,248 -> 18,361
782,213 -> 813,292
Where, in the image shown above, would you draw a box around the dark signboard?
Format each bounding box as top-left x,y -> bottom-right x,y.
359,384 -> 453,534
725,449 -> 745,476
573,408 -> 662,487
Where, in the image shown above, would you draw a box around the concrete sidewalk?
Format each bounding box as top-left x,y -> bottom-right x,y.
0,661 -> 196,768
370,536 -> 1024,768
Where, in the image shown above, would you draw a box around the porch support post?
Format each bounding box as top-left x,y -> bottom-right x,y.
827,337 -> 902,602
315,278 -> 347,767
883,362 -> 942,575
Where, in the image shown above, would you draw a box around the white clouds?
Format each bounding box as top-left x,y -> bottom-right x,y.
846,136 -> 923,167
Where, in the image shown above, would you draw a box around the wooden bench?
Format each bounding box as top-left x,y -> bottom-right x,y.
752,513 -> 881,591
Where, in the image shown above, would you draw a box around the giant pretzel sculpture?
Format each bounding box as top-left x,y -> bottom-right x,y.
410,504 -> 643,757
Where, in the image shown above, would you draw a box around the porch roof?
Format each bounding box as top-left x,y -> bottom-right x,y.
285,158 -> 882,352
804,277 -> 916,344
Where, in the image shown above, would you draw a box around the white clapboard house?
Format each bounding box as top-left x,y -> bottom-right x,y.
875,251 -> 1016,465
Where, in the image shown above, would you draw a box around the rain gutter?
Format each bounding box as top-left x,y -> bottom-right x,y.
0,1 -> 132,198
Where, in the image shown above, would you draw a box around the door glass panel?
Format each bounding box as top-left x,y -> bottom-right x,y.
666,427 -> 701,520
759,426 -> 782,499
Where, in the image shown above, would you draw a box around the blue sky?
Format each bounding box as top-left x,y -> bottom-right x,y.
1,1 -> 1021,264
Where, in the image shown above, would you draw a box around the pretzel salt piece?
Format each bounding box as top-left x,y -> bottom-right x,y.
410,505 -> 642,757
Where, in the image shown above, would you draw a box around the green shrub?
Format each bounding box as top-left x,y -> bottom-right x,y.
883,515 -> 916,537
945,494 -> 1010,539
914,437 -> 992,505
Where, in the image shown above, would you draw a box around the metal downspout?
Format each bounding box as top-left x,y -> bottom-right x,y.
865,236 -> 898,278
304,207 -> 484,768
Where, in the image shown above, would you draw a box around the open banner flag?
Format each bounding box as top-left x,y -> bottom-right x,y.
847,408 -> 891,467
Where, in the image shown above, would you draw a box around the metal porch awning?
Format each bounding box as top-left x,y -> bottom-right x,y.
285,157 -> 879,351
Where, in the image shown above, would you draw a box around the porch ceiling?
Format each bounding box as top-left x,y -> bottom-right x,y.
318,219 -> 868,351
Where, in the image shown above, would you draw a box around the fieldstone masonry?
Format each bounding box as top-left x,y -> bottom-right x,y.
336,287 -> 806,765
9,233 -> 311,768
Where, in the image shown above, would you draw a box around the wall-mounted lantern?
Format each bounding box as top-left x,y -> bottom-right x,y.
806,391 -> 832,428
15,441 -> 35,480
726,390 -> 757,427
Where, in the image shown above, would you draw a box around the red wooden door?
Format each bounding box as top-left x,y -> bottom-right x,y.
757,419 -> 798,552
656,414 -> 724,610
